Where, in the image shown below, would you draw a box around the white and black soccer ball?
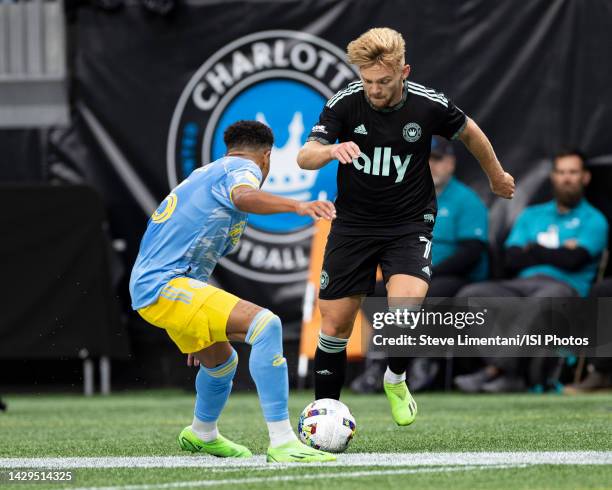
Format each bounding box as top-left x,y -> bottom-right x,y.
298,398 -> 356,453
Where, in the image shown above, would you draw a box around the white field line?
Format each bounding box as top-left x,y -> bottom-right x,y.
64,464 -> 527,490
0,452 -> 611,469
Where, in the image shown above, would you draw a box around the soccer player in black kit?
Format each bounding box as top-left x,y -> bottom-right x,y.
297,27 -> 515,426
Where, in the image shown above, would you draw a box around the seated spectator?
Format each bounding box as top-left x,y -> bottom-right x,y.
427,136 -> 489,296
351,137 -> 489,393
564,277 -> 612,393
454,149 -> 609,393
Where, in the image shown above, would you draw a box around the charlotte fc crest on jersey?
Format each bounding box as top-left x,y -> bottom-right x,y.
167,31 -> 357,284
320,270 -> 330,290
402,122 -> 422,142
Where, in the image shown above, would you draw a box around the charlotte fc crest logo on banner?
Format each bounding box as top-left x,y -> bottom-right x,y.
167,30 -> 357,284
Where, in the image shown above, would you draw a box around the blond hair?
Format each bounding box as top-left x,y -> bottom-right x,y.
347,28 -> 406,71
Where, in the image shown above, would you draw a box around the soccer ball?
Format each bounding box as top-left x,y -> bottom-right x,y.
298,398 -> 356,453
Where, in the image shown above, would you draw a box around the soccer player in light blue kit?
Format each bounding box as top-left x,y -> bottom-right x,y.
130,121 -> 336,462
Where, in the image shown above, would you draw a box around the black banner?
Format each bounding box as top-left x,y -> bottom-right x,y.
0,186 -> 130,359
47,0 -> 612,327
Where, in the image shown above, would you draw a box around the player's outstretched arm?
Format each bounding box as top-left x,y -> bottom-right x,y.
458,117 -> 515,199
297,140 -> 361,170
232,185 -> 336,220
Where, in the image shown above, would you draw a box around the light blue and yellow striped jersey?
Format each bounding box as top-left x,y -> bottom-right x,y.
129,156 -> 262,309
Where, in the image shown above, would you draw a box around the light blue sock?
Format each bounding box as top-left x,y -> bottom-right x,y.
246,309 -> 289,422
194,348 -> 238,423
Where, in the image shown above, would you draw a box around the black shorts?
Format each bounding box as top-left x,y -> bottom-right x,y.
318,227 -> 433,300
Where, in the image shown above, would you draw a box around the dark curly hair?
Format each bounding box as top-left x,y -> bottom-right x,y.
554,148 -> 588,169
223,120 -> 274,151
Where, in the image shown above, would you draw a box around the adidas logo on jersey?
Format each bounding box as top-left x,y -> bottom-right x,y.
316,370 -> 333,375
421,266 -> 431,277
352,146 -> 412,183
353,124 -> 368,135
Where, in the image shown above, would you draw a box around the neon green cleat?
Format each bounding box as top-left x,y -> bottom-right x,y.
384,380 -> 417,426
178,426 -> 252,458
266,440 -> 336,463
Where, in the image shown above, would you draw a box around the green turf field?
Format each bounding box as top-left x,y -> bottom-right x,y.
1,390 -> 612,489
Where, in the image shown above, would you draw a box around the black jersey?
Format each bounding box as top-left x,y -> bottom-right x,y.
307,80 -> 467,236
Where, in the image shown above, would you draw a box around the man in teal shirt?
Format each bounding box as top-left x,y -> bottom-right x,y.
428,136 -> 489,296
455,149 -> 608,393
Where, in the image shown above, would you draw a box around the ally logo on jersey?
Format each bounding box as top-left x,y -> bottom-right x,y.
167,31 -> 358,284
352,147 -> 412,183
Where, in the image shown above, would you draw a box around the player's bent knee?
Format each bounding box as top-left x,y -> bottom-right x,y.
245,309 -> 282,345
320,308 -> 357,338
226,300 -> 266,338
319,298 -> 361,339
